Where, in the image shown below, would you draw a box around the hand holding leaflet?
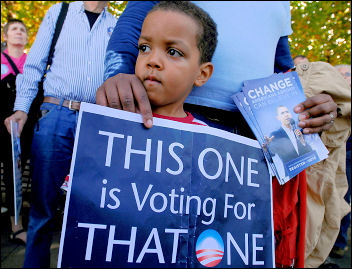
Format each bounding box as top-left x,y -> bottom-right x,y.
232,72 -> 328,184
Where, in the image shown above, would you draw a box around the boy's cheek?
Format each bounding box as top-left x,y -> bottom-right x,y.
135,57 -> 145,72
135,68 -> 144,82
135,63 -> 142,79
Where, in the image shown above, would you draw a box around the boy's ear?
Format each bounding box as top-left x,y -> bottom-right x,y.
194,62 -> 213,87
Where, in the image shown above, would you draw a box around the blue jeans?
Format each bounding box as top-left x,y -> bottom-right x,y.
24,102 -> 79,268
334,136 -> 351,250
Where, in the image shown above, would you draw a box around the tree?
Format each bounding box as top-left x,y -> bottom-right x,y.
2,2 -> 350,65
290,1 -> 351,65
1,1 -> 127,52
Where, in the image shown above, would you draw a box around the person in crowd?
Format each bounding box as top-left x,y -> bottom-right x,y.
329,64 -> 351,260
4,2 -> 116,267
96,2 -> 338,267
295,57 -> 351,267
293,54 -> 309,67
1,19 -> 28,245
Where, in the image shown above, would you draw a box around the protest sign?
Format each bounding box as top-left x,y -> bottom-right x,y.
58,103 -> 274,268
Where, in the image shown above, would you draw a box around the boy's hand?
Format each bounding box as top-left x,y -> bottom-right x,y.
96,73 -> 153,128
294,93 -> 337,134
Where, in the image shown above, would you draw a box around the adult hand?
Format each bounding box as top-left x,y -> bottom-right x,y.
294,93 -> 337,134
96,73 -> 153,128
4,111 -> 28,137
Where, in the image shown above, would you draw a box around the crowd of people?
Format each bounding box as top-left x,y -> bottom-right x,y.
1,1 -> 350,268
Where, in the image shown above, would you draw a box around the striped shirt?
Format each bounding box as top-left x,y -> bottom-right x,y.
14,1 -> 117,113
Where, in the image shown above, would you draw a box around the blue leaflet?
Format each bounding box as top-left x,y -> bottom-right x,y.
232,72 -> 328,185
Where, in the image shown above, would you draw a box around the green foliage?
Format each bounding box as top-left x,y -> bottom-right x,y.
2,1 -> 350,66
290,1 -> 351,65
1,1 -> 127,51
109,1 -> 127,17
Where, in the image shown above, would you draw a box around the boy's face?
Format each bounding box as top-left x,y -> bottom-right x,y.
135,10 -> 206,115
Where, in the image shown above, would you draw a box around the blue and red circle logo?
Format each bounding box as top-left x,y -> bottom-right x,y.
196,229 -> 224,267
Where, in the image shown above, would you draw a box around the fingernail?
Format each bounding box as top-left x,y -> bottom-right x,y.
295,105 -> 303,113
303,129 -> 310,134
298,121 -> 306,128
146,119 -> 153,128
299,114 -> 307,120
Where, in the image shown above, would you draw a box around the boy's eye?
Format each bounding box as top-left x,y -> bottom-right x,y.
138,44 -> 150,53
168,48 -> 183,57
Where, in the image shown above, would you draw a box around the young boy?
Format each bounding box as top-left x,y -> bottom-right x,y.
134,1 -> 217,124
62,0 -> 217,199
134,3 -> 306,268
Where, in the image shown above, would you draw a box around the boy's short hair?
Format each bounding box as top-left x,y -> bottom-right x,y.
3,19 -> 28,36
149,1 -> 218,64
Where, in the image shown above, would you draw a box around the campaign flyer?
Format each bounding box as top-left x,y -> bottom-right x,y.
10,120 -> 22,225
233,72 -> 328,184
58,102 -> 275,268
233,92 -> 278,179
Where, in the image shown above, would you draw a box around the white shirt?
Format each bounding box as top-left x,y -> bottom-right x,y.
282,124 -> 299,154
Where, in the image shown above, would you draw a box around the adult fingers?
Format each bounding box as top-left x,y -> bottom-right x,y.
4,111 -> 27,136
294,94 -> 337,134
4,117 -> 12,135
97,76 -> 123,109
299,102 -> 337,121
300,122 -> 334,134
96,85 -> 108,107
97,74 -> 153,128
130,75 -> 153,128
17,120 -> 25,137
106,76 -> 123,110
294,94 -> 336,116
116,74 -> 136,113
299,113 -> 336,134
